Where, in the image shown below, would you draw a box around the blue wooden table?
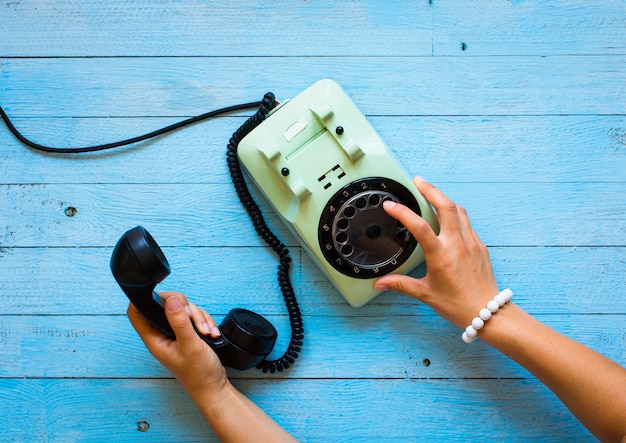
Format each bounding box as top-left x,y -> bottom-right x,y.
1,1 -> 625,441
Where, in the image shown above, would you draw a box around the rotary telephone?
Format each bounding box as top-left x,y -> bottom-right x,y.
1,79 -> 438,372
237,80 -> 438,307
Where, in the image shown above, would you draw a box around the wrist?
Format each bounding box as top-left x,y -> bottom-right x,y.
461,289 -> 514,343
439,284 -> 501,330
476,302 -> 531,355
185,374 -> 233,411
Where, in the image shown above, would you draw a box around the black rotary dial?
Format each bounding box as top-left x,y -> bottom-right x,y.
318,177 -> 420,279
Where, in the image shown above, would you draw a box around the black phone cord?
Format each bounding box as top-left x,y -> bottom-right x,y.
0,102 -> 262,153
226,93 -> 304,373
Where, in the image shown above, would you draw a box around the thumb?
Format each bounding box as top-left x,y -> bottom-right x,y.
375,274 -> 429,302
164,296 -> 199,347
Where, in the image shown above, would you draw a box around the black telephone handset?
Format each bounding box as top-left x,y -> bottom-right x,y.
110,226 -> 278,371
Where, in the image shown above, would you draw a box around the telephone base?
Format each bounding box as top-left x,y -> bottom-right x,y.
238,79 -> 438,307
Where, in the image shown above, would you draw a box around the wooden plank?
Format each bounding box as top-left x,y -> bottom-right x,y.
2,115 -> 625,185
0,0 -> 434,57
1,182 -> 625,247
2,1 -> 623,57
0,378 -> 594,441
0,246 -> 625,315
0,313 -> 623,380
433,0 -> 626,56
1,56 -> 624,117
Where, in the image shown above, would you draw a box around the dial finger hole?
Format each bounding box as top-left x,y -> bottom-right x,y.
335,231 -> 348,244
395,230 -> 409,242
343,206 -> 356,218
368,193 -> 381,206
337,218 -> 349,230
355,197 -> 367,209
340,244 -> 354,256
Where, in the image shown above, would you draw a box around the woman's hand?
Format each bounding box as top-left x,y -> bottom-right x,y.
376,178 -> 626,441
374,177 -> 500,329
127,292 -> 228,402
128,292 -> 298,442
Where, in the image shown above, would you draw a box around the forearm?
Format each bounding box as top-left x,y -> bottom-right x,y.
191,380 -> 297,443
481,303 -> 626,442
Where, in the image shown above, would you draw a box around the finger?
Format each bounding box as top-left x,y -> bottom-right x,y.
456,205 -> 472,232
455,204 -> 475,244
383,200 -> 441,255
163,296 -> 201,353
414,177 -> 461,232
374,273 -> 429,302
188,302 -> 221,338
455,204 -> 487,251
159,292 -> 220,338
157,291 -> 191,314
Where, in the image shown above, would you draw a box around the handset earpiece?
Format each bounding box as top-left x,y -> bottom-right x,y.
110,226 -> 173,338
110,226 -> 277,370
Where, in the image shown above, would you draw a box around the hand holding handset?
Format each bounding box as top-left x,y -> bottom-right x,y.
110,226 -> 278,371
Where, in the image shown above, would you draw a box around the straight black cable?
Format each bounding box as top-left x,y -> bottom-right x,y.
0,102 -> 261,153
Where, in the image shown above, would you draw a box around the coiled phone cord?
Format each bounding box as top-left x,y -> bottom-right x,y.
226,93 -> 304,373
1,96 -> 304,373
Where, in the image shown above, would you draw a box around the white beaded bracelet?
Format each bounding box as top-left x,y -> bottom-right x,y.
462,289 -> 513,343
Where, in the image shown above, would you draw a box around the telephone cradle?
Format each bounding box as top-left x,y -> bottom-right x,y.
238,79 -> 439,308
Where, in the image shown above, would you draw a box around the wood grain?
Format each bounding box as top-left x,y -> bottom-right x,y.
0,313 -> 623,380
1,182 -> 624,247
2,1 -> 623,57
1,246 -> 625,315
2,115 -> 625,184
0,379 -> 594,441
1,56 -> 624,117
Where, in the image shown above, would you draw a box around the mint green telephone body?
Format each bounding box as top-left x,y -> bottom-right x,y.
238,79 -> 439,307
